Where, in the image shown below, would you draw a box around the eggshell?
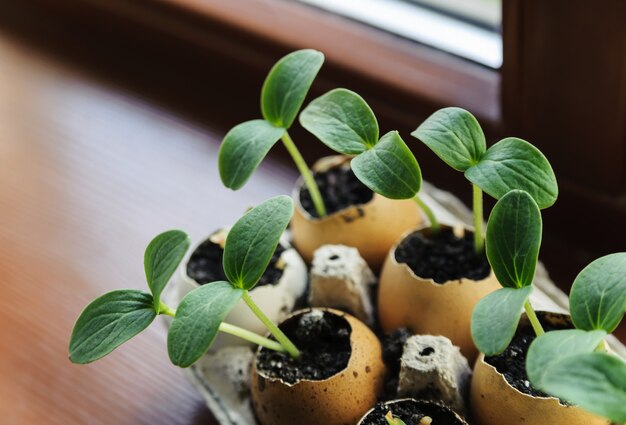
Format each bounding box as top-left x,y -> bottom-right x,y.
250,308 -> 386,425
291,155 -> 422,271
171,229 -> 308,351
357,398 -> 468,424
377,224 -> 500,363
470,313 -> 611,425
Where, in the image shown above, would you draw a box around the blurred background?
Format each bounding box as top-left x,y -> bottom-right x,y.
0,1 -> 624,424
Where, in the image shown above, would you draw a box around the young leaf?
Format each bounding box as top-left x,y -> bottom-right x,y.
526,329 -> 607,387
69,290 -> 156,364
385,411 -> 407,425
261,49 -> 324,129
465,137 -> 558,209
534,352 -> 626,423
411,107 -> 486,172
223,195 -> 293,290
486,190 -> 542,288
471,286 -> 533,355
570,253 -> 626,333
144,230 -> 190,311
218,120 -> 285,190
351,131 -> 422,199
167,281 -> 243,367
300,88 -> 378,154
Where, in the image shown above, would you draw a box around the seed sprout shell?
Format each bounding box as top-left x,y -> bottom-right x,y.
470,312 -> 610,425
291,156 -> 422,271
172,230 -> 308,351
250,308 -> 386,425
377,223 -> 499,362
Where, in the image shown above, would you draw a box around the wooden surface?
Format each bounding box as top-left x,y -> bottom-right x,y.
0,30 -> 297,425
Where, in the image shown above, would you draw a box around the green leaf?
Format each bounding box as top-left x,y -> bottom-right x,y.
570,253 -> 626,333
218,120 -> 285,190
535,352 -> 626,423
261,49 -> 324,128
144,230 -> 190,311
526,329 -> 607,386
167,281 -> 243,367
411,107 -> 486,172
351,131 -> 422,199
486,190 -> 542,288
465,137 -> 558,209
471,286 -> 533,355
223,195 -> 293,290
300,88 -> 378,154
69,290 -> 156,364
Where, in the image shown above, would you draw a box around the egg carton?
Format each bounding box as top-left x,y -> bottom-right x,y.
162,182 -> 626,425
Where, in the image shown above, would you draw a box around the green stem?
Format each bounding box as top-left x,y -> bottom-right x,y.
158,301 -> 177,317
218,322 -> 287,353
242,290 -> 300,358
524,300 -> 545,337
413,194 -> 440,233
472,184 -> 485,253
158,301 -> 287,353
281,131 -> 327,217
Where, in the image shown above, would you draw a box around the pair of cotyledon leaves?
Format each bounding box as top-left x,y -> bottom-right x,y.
469,189 -> 626,421
525,253 -> 626,422
69,196 -> 294,368
218,48 -> 558,211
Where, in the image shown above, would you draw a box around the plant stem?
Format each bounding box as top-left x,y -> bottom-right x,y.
242,291 -> 301,358
218,322 -> 287,353
413,194 -> 440,233
281,131 -> 327,217
158,301 -> 177,317
524,300 -> 545,337
158,301 -> 287,353
472,184 -> 485,253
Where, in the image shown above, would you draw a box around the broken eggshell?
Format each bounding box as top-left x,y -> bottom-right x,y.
357,398 -> 468,425
291,155 -> 422,271
378,224 -> 500,363
171,228 -> 308,351
250,308 -> 386,425
470,312 -> 611,425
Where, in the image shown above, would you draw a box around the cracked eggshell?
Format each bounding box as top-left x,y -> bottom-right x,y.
470,312 -> 610,425
250,308 -> 386,425
291,155 -> 422,271
171,229 -> 308,351
357,398 -> 468,425
378,224 -> 500,363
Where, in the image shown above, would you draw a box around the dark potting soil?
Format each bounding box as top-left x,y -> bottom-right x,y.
299,165 -> 373,218
381,328 -> 413,400
394,228 -> 490,284
362,400 -> 464,425
186,238 -> 285,287
256,310 -> 351,384
485,316 -> 571,400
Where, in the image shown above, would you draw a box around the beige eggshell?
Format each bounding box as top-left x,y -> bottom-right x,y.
357,398 -> 468,424
378,224 -> 500,363
250,308 -> 386,425
291,156 -> 422,271
470,313 -> 611,425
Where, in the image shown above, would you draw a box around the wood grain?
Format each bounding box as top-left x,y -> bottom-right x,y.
0,31 -> 296,425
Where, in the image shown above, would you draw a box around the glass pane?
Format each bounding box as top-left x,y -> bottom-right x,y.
297,0 -> 502,68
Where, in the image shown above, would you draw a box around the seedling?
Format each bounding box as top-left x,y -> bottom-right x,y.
218,49 -> 328,217
412,108 -> 558,253
526,253 -> 626,423
69,196 -> 300,368
385,411 -> 408,425
471,189 -> 545,356
300,88 -> 439,231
